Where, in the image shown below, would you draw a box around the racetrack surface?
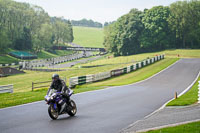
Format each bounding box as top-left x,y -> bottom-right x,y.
0,58 -> 200,133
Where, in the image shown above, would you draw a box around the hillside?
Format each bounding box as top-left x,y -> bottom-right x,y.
72,26 -> 104,48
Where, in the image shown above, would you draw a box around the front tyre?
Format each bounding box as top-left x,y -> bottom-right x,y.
48,105 -> 58,120
68,100 -> 77,116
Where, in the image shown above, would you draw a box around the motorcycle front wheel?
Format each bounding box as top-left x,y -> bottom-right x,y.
68,100 -> 77,116
48,105 -> 58,120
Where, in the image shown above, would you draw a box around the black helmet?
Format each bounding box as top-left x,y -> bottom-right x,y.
52,74 -> 59,81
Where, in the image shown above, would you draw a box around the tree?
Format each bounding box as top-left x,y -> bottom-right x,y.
140,6 -> 173,51
168,0 -> 200,48
103,9 -> 144,56
71,18 -> 103,28
0,0 -> 74,53
0,28 -> 10,53
14,27 -> 32,50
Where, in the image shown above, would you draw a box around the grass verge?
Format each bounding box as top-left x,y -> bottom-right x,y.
144,121 -> 200,133
80,58 -> 178,88
0,88 -> 48,108
167,76 -> 200,106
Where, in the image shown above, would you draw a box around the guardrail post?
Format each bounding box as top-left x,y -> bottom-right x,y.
174,92 -> 177,99
198,81 -> 200,103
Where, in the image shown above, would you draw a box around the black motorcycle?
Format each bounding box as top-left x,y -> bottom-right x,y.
45,89 -> 77,120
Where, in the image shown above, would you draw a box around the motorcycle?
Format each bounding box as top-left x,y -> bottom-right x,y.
45,89 -> 77,120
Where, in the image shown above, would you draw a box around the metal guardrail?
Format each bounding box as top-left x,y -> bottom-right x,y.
0,84 -> 13,93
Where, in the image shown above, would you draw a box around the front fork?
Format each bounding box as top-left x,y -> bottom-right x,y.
49,102 -> 58,111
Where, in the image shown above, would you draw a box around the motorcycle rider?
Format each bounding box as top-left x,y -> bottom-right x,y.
47,74 -> 71,102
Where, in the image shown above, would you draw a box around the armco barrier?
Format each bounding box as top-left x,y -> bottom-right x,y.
111,68 -> 124,76
0,84 -> 13,93
78,76 -> 87,85
93,71 -> 111,81
86,75 -> 94,83
69,77 -> 79,87
69,55 -> 165,88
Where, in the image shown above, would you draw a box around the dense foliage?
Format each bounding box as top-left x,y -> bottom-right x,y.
71,19 -> 102,28
104,0 -> 200,56
0,0 -> 73,53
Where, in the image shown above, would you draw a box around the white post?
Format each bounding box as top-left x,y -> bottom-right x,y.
198,81 -> 200,104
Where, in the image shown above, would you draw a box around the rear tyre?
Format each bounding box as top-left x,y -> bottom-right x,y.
48,105 -> 58,120
68,100 -> 77,116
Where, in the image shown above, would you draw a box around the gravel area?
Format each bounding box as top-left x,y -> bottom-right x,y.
121,104 -> 200,133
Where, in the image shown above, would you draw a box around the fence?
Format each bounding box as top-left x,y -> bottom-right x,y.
32,81 -> 51,91
0,84 -> 13,93
32,77 -> 66,91
69,55 -> 165,88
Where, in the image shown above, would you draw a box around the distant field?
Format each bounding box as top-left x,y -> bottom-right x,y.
73,26 -> 104,48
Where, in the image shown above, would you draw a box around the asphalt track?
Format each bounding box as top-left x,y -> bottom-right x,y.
0,58 -> 200,133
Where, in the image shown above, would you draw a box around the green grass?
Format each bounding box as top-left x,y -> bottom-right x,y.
54,50 -> 74,56
79,58 -> 178,88
0,55 -> 19,64
0,49 -> 200,108
157,49 -> 200,58
167,76 -> 200,106
144,121 -> 200,133
0,88 -> 48,108
37,50 -> 57,59
0,57 -> 178,108
73,26 -> 104,48
37,50 -> 74,59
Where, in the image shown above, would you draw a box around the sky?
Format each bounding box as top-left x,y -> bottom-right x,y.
14,0 -> 182,24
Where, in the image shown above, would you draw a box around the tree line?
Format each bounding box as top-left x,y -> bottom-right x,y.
103,0 -> 200,56
0,0 -> 73,54
71,19 -> 103,28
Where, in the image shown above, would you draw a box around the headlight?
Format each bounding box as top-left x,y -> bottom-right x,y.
50,93 -> 57,100
50,96 -> 54,100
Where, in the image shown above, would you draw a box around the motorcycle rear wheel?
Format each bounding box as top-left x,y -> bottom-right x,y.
68,100 -> 77,116
48,105 -> 58,120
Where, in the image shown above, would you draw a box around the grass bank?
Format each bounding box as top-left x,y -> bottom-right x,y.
144,121 -> 200,133
167,76 -> 200,106
80,58 -> 178,88
0,55 -> 20,64
0,53 -> 159,92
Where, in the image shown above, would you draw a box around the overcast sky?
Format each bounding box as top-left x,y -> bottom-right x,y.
14,0 -> 182,24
